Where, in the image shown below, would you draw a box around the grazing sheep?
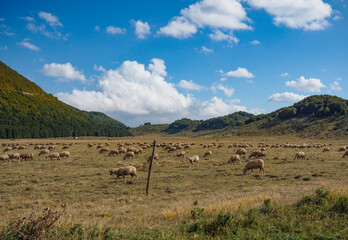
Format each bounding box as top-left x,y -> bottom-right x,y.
243,159 -> 265,175
175,151 -> 186,158
48,146 -> 55,150
46,152 -> 60,160
147,153 -> 159,163
20,153 -> 34,161
343,151 -> 348,158
204,151 -> 213,158
8,153 -> 20,161
3,147 -> 12,153
228,154 -> 240,164
39,149 -> 50,156
186,155 -> 199,166
59,151 -> 70,158
124,151 -> 135,160
108,149 -> 120,156
235,148 -> 247,158
322,147 -> 330,152
294,151 -> 306,161
338,146 -> 346,152
99,147 -> 110,154
248,150 -> 266,159
62,145 -> 69,150
110,166 -> 137,182
0,154 -> 10,162
118,148 -> 127,154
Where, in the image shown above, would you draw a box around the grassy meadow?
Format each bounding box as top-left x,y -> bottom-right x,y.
0,135 -> 347,239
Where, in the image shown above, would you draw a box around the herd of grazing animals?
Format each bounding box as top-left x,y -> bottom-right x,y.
0,140 -> 347,184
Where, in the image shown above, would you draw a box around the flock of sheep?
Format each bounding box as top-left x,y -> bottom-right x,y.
1,140 -> 347,183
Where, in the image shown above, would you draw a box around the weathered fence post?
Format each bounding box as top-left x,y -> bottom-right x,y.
146,140 -> 156,196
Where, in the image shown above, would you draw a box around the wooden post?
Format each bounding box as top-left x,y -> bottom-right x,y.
146,140 -> 156,196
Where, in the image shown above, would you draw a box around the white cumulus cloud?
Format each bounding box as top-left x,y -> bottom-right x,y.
131,20 -> 151,39
106,26 -> 126,35
41,62 -> 86,82
250,40 -> 260,45
18,39 -> 40,51
247,0 -> 333,31
200,46 -> 214,54
286,76 -> 325,92
211,83 -> 235,97
268,92 -> 307,103
38,11 -> 62,27
330,81 -> 342,91
209,30 -> 239,45
56,59 -> 252,126
158,0 -> 251,39
225,67 -> 254,78
178,80 -> 203,91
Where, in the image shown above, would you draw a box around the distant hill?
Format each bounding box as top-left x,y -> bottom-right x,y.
131,95 -> 348,138
0,61 -> 132,138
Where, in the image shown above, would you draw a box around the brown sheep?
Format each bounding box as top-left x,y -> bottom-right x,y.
294,151 -> 306,161
228,154 -> 240,164
235,148 -> 247,158
338,146 -> 346,152
249,150 -> 266,159
39,149 -> 50,156
124,151 -> 135,160
59,151 -> 70,158
8,153 -> 20,161
243,159 -> 265,175
147,153 -> 159,163
204,151 -> 213,158
3,147 -> 12,153
110,166 -> 137,182
322,147 -> 330,152
20,153 -> 34,161
99,147 -> 110,154
343,151 -> 348,158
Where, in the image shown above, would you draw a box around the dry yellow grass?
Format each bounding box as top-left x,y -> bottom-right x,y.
0,135 -> 347,229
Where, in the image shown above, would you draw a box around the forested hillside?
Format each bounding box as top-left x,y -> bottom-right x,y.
0,61 -> 132,138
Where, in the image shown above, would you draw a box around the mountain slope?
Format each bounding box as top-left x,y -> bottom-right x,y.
0,61 -> 132,138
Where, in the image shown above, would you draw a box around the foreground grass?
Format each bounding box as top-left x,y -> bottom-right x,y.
1,188 -> 347,239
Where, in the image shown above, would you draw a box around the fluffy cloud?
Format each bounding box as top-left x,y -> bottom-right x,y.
131,20 -> 151,39
18,39 -> 40,51
267,92 -> 307,103
280,72 -> 289,77
225,67 -> 254,78
209,30 -> 239,44
211,83 -> 235,97
247,0 -> 333,30
38,11 -> 63,27
158,0 -> 251,39
286,76 -> 325,92
330,81 -> 342,91
19,16 -> 35,22
250,40 -> 260,45
200,46 -> 214,54
157,16 -> 197,39
41,63 -> 86,82
178,80 -> 203,91
106,26 -> 126,35
57,59 -> 251,126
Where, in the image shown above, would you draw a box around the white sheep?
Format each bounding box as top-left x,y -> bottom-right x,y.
8,153 -> 20,161
294,151 -> 306,161
39,149 -> 50,156
186,155 -> 199,166
175,151 -> 186,158
235,148 -> 247,158
147,153 -> 159,163
124,151 -> 135,160
0,154 -> 10,162
20,153 -> 34,161
248,150 -> 266,159
228,154 -> 240,164
108,149 -> 119,156
110,166 -> 137,182
46,152 -> 61,160
243,159 -> 265,175
322,147 -> 330,152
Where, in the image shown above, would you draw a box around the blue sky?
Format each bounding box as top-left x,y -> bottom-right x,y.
0,0 -> 347,126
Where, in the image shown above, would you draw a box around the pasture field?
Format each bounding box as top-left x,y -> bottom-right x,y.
0,135 -> 347,239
